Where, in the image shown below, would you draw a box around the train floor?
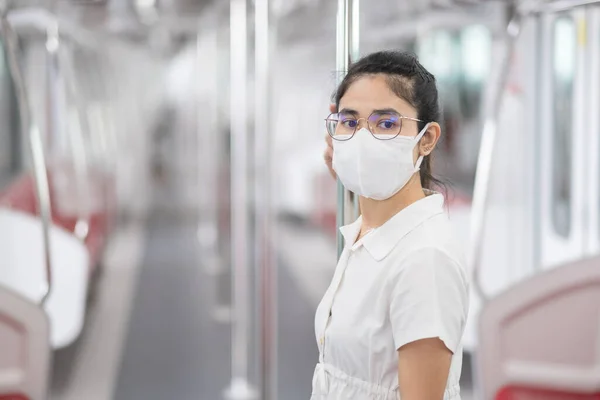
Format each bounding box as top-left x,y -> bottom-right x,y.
48,181 -> 475,400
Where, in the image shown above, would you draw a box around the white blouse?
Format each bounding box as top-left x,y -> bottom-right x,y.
311,192 -> 469,400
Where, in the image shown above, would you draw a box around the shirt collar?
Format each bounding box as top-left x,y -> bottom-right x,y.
339,191 -> 445,261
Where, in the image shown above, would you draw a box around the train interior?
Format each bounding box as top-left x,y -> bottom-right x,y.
0,0 -> 599,399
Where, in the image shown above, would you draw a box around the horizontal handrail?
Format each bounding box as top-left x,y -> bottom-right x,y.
8,7 -> 103,48
521,0 -> 600,14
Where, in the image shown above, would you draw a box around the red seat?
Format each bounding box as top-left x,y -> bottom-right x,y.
0,172 -> 111,269
478,255 -> 600,400
0,287 -> 50,400
496,386 -> 600,400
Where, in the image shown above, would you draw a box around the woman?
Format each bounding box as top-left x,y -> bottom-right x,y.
313,50 -> 469,400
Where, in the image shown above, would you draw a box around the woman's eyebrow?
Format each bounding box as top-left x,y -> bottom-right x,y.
338,108 -> 359,115
372,108 -> 400,115
338,107 -> 404,116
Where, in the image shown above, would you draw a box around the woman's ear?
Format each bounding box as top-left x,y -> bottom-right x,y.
419,122 -> 441,156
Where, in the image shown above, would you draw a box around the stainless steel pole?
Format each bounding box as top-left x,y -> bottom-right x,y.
54,32 -> 91,242
213,22 -> 234,324
254,1 -> 277,399
0,5 -> 54,305
336,0 -> 360,258
470,9 -> 522,304
225,0 -> 257,398
197,26 -> 220,275
524,0 -> 600,14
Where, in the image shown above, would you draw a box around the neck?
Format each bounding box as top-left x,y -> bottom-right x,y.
359,175 -> 426,231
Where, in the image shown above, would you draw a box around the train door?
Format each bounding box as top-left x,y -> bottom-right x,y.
537,8 -> 589,270
586,6 -> 600,255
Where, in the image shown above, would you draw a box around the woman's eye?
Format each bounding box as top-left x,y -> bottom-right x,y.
378,120 -> 397,129
342,120 -> 358,128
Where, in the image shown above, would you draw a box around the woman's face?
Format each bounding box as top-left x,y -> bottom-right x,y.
338,74 -> 421,139
337,74 -> 440,161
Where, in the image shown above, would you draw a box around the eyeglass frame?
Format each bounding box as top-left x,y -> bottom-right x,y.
324,111 -> 424,141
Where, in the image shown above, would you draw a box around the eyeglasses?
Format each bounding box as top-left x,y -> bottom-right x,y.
325,111 -> 423,141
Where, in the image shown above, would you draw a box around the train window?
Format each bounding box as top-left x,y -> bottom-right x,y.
417,30 -> 458,84
416,30 -> 462,131
416,26 -> 492,192
458,25 -> 492,119
460,25 -> 491,85
0,40 -> 23,190
552,16 -> 576,238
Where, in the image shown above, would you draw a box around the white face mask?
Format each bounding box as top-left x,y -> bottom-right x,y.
332,123 -> 430,201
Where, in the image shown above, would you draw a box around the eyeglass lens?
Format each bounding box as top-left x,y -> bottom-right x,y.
326,112 -> 403,140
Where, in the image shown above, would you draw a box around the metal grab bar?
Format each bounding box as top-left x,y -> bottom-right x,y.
9,8 -> 94,240
521,0 -> 600,14
52,33 -> 92,241
335,0 -> 360,259
254,0 -> 277,399
0,5 -> 54,306
7,7 -> 98,48
469,7 -> 522,304
225,0 -> 257,398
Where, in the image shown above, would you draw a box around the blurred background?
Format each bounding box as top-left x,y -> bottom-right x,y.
0,0 -> 599,399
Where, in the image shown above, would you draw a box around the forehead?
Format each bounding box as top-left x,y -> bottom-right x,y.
338,75 -> 416,118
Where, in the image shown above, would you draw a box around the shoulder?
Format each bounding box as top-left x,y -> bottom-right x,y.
386,212 -> 470,305
392,212 -> 467,275
391,246 -> 468,292
387,246 -> 470,352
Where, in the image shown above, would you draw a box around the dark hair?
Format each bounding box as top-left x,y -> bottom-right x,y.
334,50 -> 446,192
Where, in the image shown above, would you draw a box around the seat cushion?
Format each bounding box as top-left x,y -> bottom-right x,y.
0,173 -> 109,269
0,394 -> 29,400
497,386 -> 600,400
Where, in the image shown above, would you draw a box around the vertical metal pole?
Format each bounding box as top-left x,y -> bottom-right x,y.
470,10 -> 522,304
199,16 -> 232,325
56,36 -> 91,241
350,0 -> 360,222
225,0 -> 257,398
254,1 -> 277,399
213,22 -> 234,324
197,27 -> 220,275
46,23 -> 59,157
336,0 -> 360,258
0,6 -> 54,305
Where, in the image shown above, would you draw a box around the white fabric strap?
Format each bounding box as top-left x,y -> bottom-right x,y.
413,122 -> 430,172
414,155 -> 425,171
414,122 -> 430,142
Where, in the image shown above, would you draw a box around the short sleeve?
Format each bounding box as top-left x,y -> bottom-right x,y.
389,247 -> 469,353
